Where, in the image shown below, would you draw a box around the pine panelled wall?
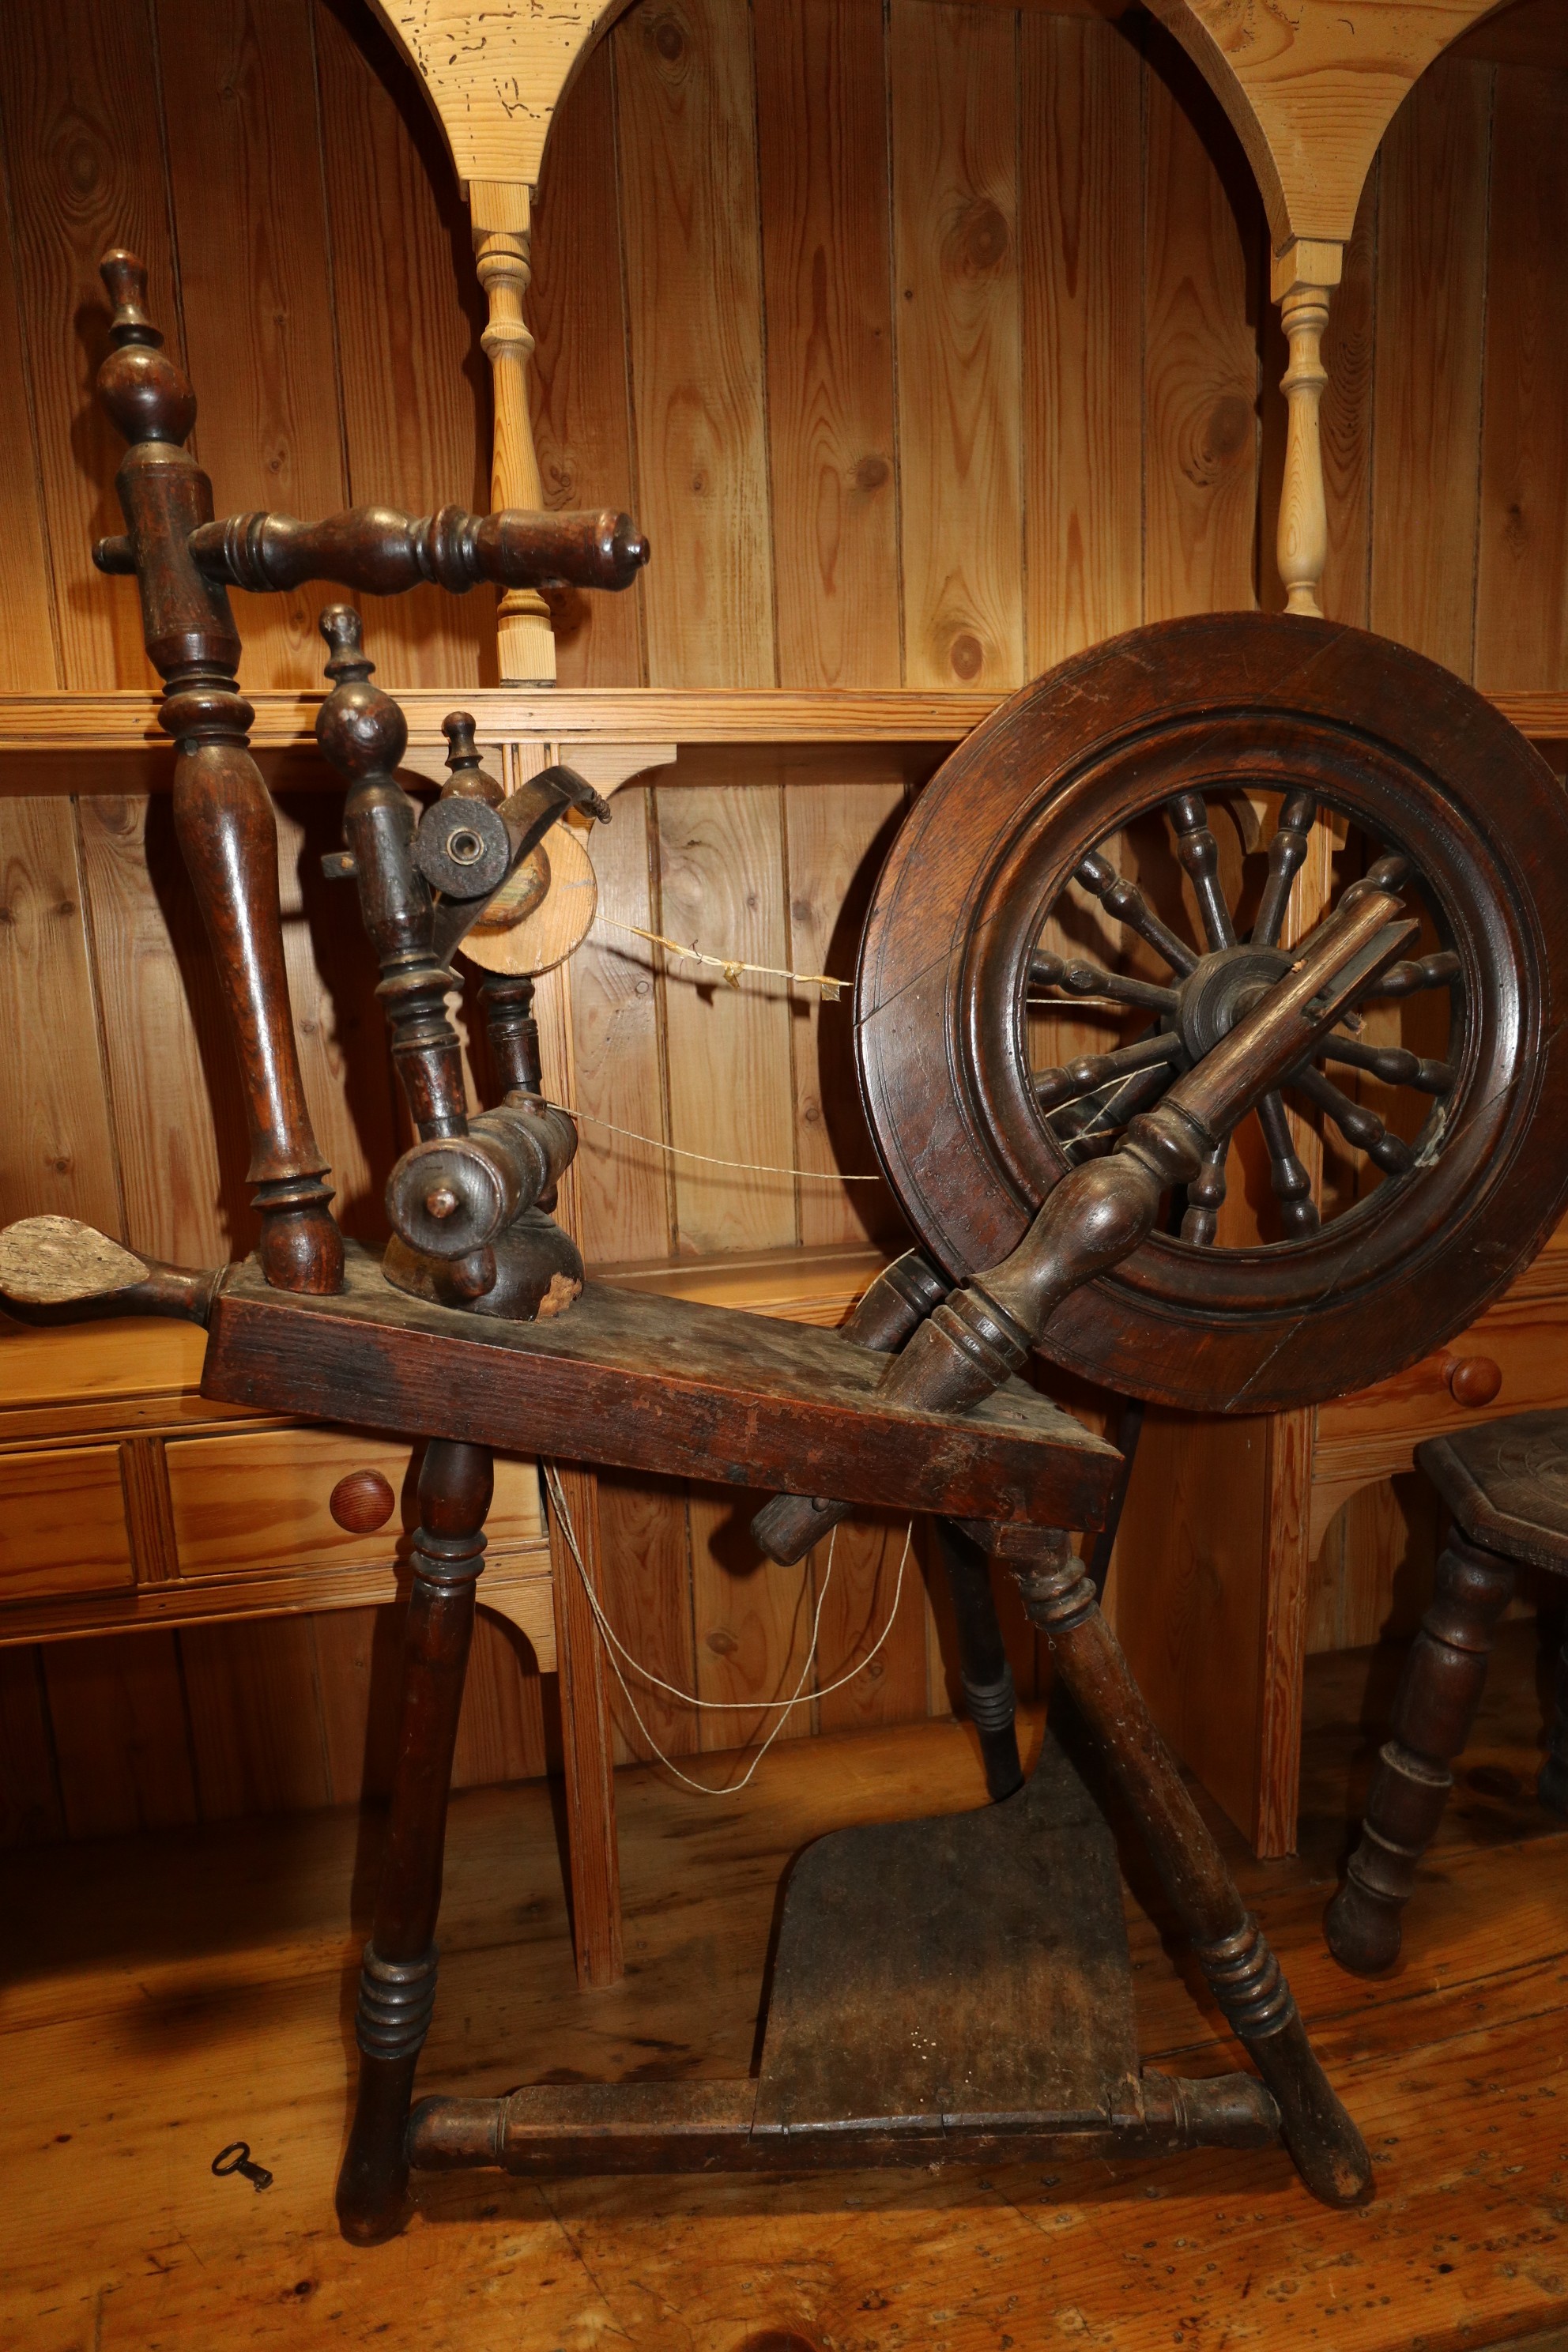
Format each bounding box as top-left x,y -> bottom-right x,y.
0,0 -> 1564,1840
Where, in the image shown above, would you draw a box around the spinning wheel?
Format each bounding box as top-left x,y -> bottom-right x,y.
857,614 -> 1568,1412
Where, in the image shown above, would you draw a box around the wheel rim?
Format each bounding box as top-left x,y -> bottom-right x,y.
858,616 -> 1568,1411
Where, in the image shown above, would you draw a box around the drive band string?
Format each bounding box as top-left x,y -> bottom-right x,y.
543,1462 -> 914,1797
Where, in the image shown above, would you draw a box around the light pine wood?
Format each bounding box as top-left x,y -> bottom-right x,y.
1317,167 -> 1379,627
0,0 -> 169,691
154,0 -> 348,692
451,1609 -> 551,1790
179,1612 -> 335,1819
312,0 -> 495,691
526,31 -> 646,691
615,0 -> 775,689
810,1510 -> 929,1736
781,767 -> 905,1248
1143,37 -> 1262,620
0,798 -> 120,1235
0,126 -> 58,693
365,0 -> 622,188
593,1468 -> 700,1766
1273,276 -> 1332,616
1369,57 -> 1493,674
1474,63 -> 1568,692
0,1445 -> 134,1600
688,1479 -> 816,1752
753,0 -> 901,688
1254,1404 -> 1313,1856
1146,0 -> 1505,251
891,0 -> 1024,692
545,1458 -> 623,1984
1020,11 -> 1144,667
40,1626 -> 196,1838
654,782 -> 796,1253
0,1649 -> 62,1842
567,789 -> 672,1265
470,181 -> 557,686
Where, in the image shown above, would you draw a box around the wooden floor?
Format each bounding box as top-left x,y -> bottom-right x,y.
4,1626 -> 1568,2352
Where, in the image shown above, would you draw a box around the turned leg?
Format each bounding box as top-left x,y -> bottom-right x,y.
936,1519 -> 1023,1800
1541,1616 -> 1568,1818
985,1525 -> 1372,2209
337,1439 -> 493,2245
1325,1531 -> 1514,1975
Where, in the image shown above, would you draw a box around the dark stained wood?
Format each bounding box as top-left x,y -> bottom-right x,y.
202,1247 -> 1120,1531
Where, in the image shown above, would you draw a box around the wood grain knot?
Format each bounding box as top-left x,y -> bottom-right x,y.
949,631 -> 984,681
1446,1355 -> 1502,1408
959,198 -> 1009,272
330,1468 -> 397,1533
854,454 -> 890,494
652,13 -> 684,60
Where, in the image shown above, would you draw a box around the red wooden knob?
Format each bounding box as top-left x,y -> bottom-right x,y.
329,1468 -> 397,1532
1446,1355 -> 1502,1408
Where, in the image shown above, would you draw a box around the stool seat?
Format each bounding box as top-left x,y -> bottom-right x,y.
1326,1406 -> 1568,1976
1418,1408 -> 1568,1571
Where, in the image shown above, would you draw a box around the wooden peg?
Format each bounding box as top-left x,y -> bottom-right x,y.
470,182 -> 556,688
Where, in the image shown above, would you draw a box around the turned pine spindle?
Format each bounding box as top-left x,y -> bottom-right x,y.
471,181 -> 556,687
1272,243 -> 1340,619
93,250 -> 343,1295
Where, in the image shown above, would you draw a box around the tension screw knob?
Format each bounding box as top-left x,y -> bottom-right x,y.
424,1185 -> 461,1221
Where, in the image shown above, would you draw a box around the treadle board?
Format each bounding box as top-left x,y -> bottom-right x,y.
202,1246 -> 1119,1527
754,1732 -> 1141,2131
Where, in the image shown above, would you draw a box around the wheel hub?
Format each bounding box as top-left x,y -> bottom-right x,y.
1174,944 -> 1291,1061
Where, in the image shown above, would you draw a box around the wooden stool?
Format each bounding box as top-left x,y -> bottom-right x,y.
1325,1408 -> 1568,1974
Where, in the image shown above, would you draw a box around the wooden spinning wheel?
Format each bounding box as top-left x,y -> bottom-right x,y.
857,614 -> 1568,1414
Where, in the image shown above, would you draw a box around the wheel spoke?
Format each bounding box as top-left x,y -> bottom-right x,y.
1290,1064 -> 1415,1174
1360,948 -> 1461,1002
1073,849 -> 1199,976
1318,1035 -> 1453,1095
1252,790 -> 1317,948
1034,1031 -> 1186,1111
1167,792 -> 1236,952
1255,1090 -> 1321,1234
1032,956 -> 1181,1015
1180,1136 -> 1230,1245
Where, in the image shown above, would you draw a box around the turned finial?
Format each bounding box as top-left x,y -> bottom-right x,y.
441,710 -> 505,806
316,604 -> 408,782
95,250 -> 196,450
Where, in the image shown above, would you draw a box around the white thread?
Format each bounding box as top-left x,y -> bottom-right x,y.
543,1463 -> 913,1796
542,1100 -> 884,1180
601,915 -> 846,1000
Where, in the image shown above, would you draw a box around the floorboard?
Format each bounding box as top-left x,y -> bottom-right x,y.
2,1623 -> 1565,2350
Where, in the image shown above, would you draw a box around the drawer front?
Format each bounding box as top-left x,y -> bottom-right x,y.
165,1426 -> 544,1581
1317,1298 -> 1568,1461
0,1444 -> 134,1600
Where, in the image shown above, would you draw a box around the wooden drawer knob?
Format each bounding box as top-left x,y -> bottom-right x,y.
329,1468 -> 397,1532
1446,1355 -> 1502,1408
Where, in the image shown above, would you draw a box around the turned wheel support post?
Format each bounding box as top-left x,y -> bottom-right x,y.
980,1524 -> 1372,2208
1272,239 -> 1341,620
337,1438 -> 495,2245
470,179 -> 556,688
92,251 -> 344,1295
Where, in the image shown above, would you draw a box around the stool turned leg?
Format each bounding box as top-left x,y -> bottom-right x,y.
936,1519 -> 1023,1800
1325,1531 -> 1514,1976
1537,1623 -> 1568,1818
337,1440 -> 493,2245
993,1528 -> 1372,2209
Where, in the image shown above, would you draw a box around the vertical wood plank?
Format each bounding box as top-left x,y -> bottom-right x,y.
655,778 -> 796,1254
529,36 -> 644,691
154,0 -> 348,691
0,132 -> 60,691
1370,57 -> 1493,673
451,1608 -> 549,1789
891,0 -> 1023,692
76,793 -> 239,1266
0,1648 -> 64,1846
1143,33 -> 1261,622
1475,65 -> 1568,692
309,1602 -> 401,1805
569,790 -> 672,1267
593,1471 -> 700,1766
312,0 -> 494,692
0,0 -> 171,690
546,1461 -> 623,1985
43,1630 -> 198,1838
689,1481 -> 815,1751
179,1615 -> 333,1819
812,1511 -> 928,1737
754,0 -> 900,688
1254,1406 -> 1311,1858
0,798 -> 121,1232
614,0 -> 774,688
1020,13 -> 1144,669
782,769 -> 905,1248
